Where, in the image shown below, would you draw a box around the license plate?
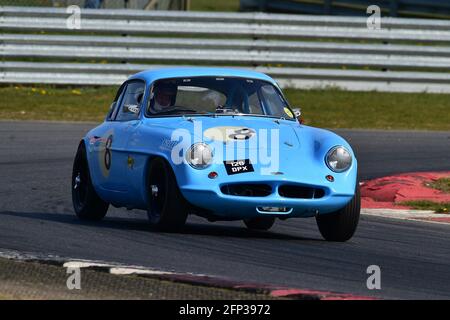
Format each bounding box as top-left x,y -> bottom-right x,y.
224,159 -> 254,175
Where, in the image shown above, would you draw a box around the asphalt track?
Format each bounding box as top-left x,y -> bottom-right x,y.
0,121 -> 450,299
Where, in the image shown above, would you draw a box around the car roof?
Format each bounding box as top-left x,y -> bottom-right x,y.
128,67 -> 277,86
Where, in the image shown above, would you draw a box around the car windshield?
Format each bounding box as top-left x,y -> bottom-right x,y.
146,76 -> 295,120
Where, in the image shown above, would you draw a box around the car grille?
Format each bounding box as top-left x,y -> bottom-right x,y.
220,183 -> 326,199
278,185 -> 325,199
220,184 -> 272,197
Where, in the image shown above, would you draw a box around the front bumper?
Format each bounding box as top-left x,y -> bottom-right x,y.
180,181 -> 355,219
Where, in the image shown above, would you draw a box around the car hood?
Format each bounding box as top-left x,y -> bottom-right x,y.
138,115 -> 355,181
143,115 -> 300,151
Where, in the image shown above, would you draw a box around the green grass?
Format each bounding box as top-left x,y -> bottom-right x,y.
284,88 -> 450,131
0,0 -> 52,5
1,85 -> 450,130
190,0 -> 240,12
0,0 -> 240,11
0,86 -> 115,122
401,200 -> 450,213
425,178 -> 450,193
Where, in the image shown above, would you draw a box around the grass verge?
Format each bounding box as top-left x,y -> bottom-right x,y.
190,0 -> 240,12
1,85 -> 449,130
425,178 -> 450,193
283,88 -> 450,131
0,86 -> 116,122
401,200 -> 450,213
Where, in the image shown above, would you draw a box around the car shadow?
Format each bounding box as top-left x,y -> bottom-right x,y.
0,210 -> 321,242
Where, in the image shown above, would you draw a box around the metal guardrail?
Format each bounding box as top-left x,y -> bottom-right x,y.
3,7 -> 450,36
240,0 -> 450,19
1,6 -> 450,92
3,62 -> 450,93
3,6 -> 450,29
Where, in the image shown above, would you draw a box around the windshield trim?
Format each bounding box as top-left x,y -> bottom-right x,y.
144,76 -> 295,120
145,113 -> 297,122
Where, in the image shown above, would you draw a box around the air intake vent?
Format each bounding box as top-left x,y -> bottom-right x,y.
279,185 -> 325,199
221,184 -> 272,197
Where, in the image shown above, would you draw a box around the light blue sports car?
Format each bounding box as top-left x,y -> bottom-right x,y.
72,67 -> 360,241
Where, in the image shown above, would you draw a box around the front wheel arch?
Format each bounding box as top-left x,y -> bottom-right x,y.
145,157 -> 188,230
316,184 -> 361,242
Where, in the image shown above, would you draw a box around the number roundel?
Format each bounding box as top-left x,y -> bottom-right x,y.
228,128 -> 255,140
104,135 -> 113,170
204,126 -> 256,142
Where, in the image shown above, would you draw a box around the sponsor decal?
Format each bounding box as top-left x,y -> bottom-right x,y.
160,138 -> 179,151
127,155 -> 135,169
284,107 -> 294,118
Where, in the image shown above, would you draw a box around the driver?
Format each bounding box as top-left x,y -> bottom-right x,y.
152,82 -> 177,112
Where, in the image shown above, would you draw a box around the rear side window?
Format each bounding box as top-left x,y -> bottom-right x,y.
116,81 -> 145,121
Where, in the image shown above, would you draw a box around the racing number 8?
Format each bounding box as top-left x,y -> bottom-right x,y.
228,128 -> 254,140
105,135 -> 113,170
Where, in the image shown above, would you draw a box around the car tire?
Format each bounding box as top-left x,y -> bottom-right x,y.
316,184 -> 361,242
244,217 -> 275,231
147,157 -> 188,230
72,142 -> 109,221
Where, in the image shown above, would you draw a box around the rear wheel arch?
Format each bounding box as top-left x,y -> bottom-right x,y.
72,140 -> 109,221
77,139 -> 100,193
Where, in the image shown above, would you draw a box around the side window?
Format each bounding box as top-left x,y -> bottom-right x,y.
116,81 -> 145,121
107,83 -> 126,121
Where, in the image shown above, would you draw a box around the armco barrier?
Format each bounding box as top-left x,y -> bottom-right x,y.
1,6 -> 450,92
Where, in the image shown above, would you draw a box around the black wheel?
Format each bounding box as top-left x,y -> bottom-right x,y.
244,217 -> 275,231
72,143 -> 109,221
147,158 -> 188,230
316,184 -> 361,242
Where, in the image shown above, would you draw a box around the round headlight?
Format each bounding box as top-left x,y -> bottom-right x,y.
325,146 -> 352,173
186,143 -> 213,169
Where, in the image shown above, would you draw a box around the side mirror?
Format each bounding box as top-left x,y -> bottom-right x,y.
292,108 -> 304,124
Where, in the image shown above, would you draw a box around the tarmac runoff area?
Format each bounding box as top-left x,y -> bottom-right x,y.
0,120 -> 449,300
0,171 -> 447,300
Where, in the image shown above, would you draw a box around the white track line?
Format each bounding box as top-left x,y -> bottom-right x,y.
0,249 -> 206,278
63,261 -> 117,269
110,267 -> 176,276
361,208 -> 450,225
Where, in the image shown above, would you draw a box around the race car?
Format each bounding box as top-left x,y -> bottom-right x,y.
72,67 -> 360,241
